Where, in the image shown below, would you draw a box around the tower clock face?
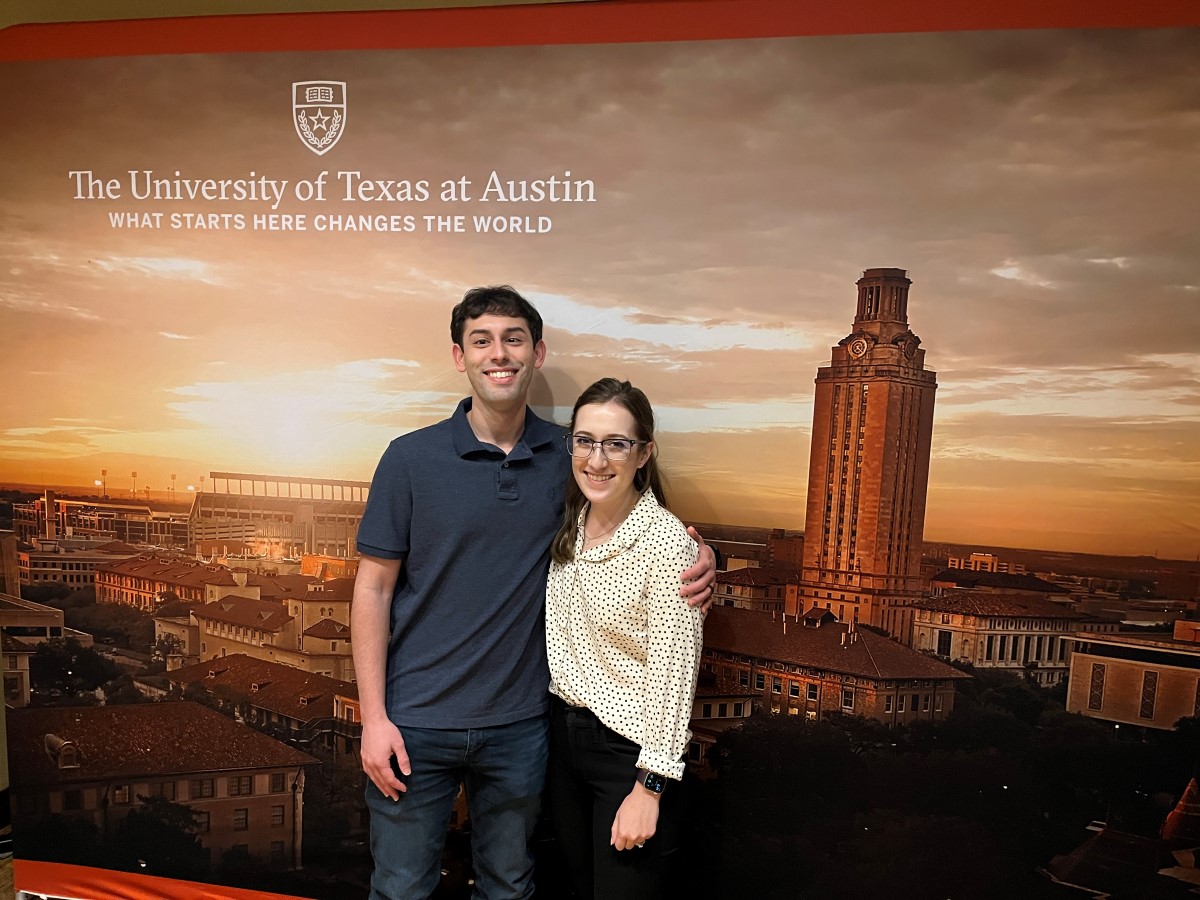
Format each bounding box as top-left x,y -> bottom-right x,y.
848,337 -> 870,359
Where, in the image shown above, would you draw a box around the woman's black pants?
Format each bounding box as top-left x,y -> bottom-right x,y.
546,698 -> 687,900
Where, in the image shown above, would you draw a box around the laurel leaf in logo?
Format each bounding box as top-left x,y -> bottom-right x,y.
297,109 -> 342,149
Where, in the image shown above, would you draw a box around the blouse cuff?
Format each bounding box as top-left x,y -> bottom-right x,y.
636,749 -> 686,781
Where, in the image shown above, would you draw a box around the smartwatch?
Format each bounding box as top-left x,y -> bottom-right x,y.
636,768 -> 666,795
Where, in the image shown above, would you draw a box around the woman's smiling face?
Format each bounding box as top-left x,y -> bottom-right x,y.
571,401 -> 652,515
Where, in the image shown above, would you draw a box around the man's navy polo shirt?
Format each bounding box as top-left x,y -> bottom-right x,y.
357,398 -> 568,729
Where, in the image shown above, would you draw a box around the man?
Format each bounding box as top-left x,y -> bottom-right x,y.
352,285 -> 714,899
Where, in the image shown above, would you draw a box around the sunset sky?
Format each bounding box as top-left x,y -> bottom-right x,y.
1,29 -> 1197,558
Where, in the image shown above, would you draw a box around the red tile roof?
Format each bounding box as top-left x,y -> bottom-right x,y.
275,576 -> 355,603
95,552 -> 231,590
802,607 -> 839,624
303,618 -> 351,640
912,590 -> 1083,619
193,595 -> 293,633
168,653 -> 358,721
704,607 -> 970,682
94,553 -> 329,602
7,702 -> 315,785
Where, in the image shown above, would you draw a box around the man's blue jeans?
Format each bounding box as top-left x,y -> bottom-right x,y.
365,714 -> 548,900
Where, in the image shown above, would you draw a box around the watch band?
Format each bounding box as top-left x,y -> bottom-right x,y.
636,768 -> 666,794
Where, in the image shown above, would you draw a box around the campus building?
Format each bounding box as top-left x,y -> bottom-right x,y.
1065,620 -> 1200,731
1,592 -> 96,706
14,492 -> 191,548
96,552 -> 325,612
189,471 -> 369,559
167,654 -> 361,758
714,566 -> 791,614
947,552 -> 1026,575
687,673 -> 756,768
187,590 -> 355,681
7,702 -> 315,868
909,590 -> 1084,686
16,538 -> 143,590
793,269 -> 938,643
701,606 -> 969,726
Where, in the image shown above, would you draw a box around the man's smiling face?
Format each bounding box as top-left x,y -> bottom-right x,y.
452,314 -> 546,411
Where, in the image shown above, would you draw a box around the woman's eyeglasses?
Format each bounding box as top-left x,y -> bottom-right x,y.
565,434 -> 647,461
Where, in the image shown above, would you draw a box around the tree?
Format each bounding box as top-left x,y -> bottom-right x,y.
157,597 -> 195,618
154,632 -> 184,661
66,602 -> 155,650
21,583 -> 71,605
30,638 -> 120,693
103,673 -> 147,705
109,795 -> 210,881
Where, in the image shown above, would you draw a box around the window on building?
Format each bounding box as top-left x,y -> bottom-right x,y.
1088,663 -> 1106,711
234,808 -> 249,831
194,811 -> 210,833
898,695 -> 906,713
702,703 -> 713,718
229,775 -> 254,797
112,784 -> 131,805
885,696 -> 893,713
806,684 -> 818,702
922,694 -> 930,712
754,673 -> 765,691
63,789 -> 83,811
271,805 -> 286,827
998,635 -> 1008,660
271,840 -> 287,863
935,693 -> 943,712
718,703 -> 728,717
841,688 -> 854,710
771,677 -> 782,695
1139,671 -> 1158,720
733,702 -> 744,717
189,778 -> 214,799
789,682 -> 800,698
738,670 -> 749,687
936,630 -> 952,657
688,742 -> 701,762
271,772 -> 288,793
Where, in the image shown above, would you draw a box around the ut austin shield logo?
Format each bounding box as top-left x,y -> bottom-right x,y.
292,81 -> 347,156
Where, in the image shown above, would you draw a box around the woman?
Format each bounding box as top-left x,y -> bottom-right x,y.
545,377 -> 704,900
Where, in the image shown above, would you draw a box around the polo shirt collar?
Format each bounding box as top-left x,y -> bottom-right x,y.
451,397 -> 562,459
576,489 -> 659,561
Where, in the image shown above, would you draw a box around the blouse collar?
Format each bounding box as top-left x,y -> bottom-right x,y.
575,489 -> 660,561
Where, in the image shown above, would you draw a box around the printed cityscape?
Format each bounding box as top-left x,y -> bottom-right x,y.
3,267 -> 1199,897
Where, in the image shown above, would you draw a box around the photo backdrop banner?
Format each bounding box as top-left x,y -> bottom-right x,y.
2,3 -> 1197,897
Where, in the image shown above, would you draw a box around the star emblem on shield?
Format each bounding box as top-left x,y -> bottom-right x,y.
292,81 -> 347,156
